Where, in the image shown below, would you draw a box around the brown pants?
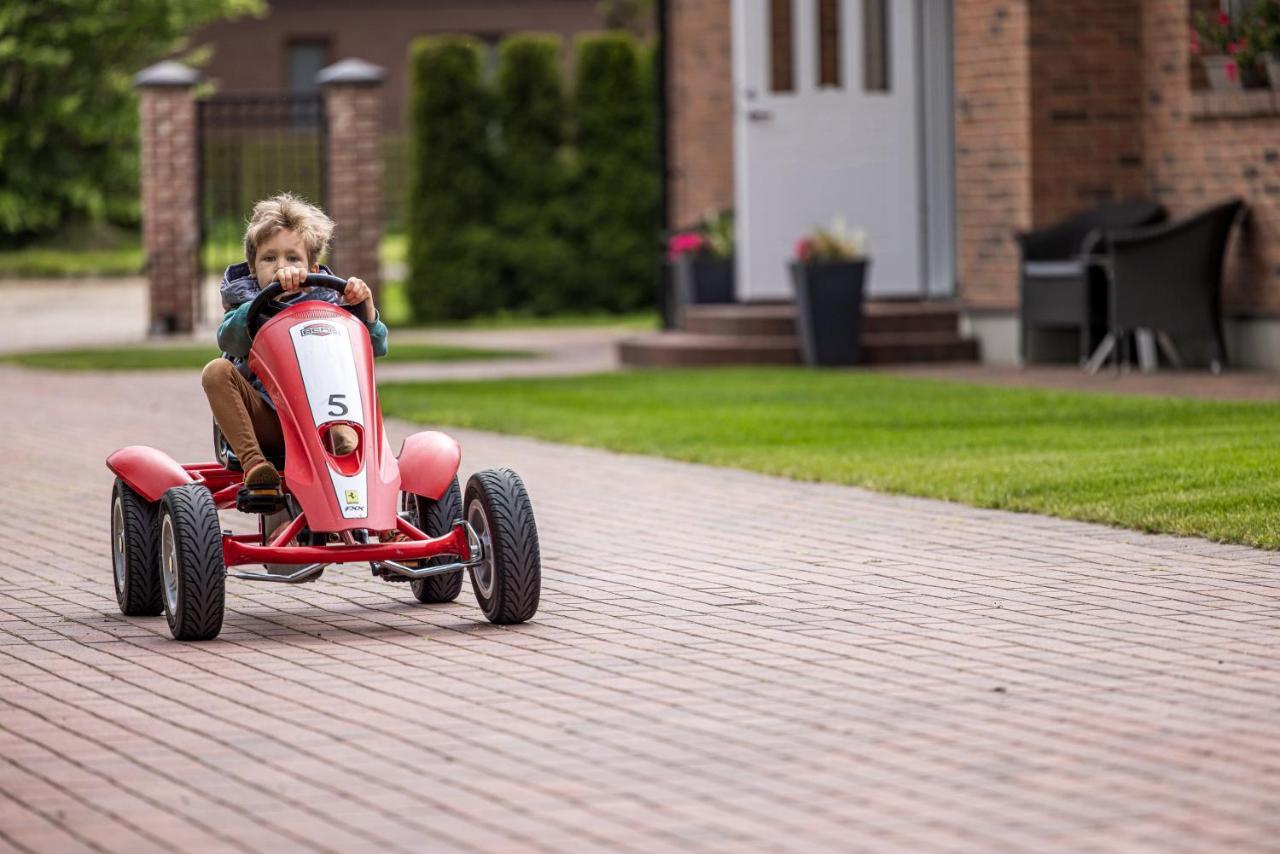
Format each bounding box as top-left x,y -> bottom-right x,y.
201,359 -> 283,473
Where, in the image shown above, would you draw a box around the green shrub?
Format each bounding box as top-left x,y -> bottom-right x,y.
571,33 -> 661,312
406,37 -> 498,320
0,0 -> 261,244
494,34 -> 577,314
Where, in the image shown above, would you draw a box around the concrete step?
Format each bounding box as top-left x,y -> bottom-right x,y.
681,300 -> 964,337
683,303 -> 796,336
863,300 -> 965,335
861,331 -> 980,365
618,332 -> 802,367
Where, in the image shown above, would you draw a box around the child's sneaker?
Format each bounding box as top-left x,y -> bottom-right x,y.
328,425 -> 358,455
244,461 -> 280,489
371,529 -> 423,581
237,461 -> 284,513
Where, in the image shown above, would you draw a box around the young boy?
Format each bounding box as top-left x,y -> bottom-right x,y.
202,193 -> 389,496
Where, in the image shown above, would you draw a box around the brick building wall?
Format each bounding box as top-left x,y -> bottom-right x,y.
1027,0 -> 1146,225
1142,0 -> 1280,313
667,0 -> 735,228
952,1 -> 1032,310
664,0 -> 1280,321
191,0 -> 604,133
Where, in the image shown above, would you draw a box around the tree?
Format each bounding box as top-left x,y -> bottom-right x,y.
0,0 -> 261,243
406,37 -> 500,320
572,33 -> 660,312
494,34 -> 576,314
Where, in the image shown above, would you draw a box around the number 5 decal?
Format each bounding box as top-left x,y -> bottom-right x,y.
328,393 -> 349,417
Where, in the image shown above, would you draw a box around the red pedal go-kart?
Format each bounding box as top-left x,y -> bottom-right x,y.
106,275 -> 541,641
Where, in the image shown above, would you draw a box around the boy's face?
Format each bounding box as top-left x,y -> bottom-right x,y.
252,228 -> 317,287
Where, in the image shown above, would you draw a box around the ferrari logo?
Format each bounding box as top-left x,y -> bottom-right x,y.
344,490 -> 360,505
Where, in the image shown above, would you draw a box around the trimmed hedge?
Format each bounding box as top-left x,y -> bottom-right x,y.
406,37 -> 498,320
405,31 -> 658,320
572,34 -> 660,313
494,34 -> 576,315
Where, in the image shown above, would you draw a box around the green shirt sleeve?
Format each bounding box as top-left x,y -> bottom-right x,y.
216,301 -> 388,358
366,309 -> 388,358
216,302 -> 254,357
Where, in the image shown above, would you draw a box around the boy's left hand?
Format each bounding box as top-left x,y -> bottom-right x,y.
342,277 -> 375,321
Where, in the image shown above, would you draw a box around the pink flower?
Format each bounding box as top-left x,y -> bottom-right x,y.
794,238 -> 813,262
667,231 -> 706,261
1228,40 -> 1240,55
1227,60 -> 1239,81
1190,33 -> 1201,55
1219,11 -> 1231,26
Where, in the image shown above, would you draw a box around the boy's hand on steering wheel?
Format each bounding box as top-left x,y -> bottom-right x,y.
277,266 -> 309,293
343,277 -> 375,321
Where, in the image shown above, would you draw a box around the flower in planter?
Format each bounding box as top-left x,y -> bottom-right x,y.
1192,9 -> 1267,86
667,230 -> 707,261
794,217 -> 869,264
666,209 -> 734,262
1246,0 -> 1280,79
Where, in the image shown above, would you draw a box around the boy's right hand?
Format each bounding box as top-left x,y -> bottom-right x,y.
276,266 -> 308,293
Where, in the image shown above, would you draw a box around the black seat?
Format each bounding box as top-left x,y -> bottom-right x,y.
1018,200 -> 1166,364
214,421 -> 285,472
1088,198 -> 1244,374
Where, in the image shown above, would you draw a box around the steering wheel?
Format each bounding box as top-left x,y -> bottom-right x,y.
244,273 -> 364,335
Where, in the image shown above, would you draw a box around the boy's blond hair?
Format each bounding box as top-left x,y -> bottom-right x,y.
243,193 -> 335,267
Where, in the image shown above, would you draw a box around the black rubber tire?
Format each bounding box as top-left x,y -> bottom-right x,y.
159,484 -> 226,641
464,468 -> 540,624
408,479 -> 464,604
110,479 -> 163,617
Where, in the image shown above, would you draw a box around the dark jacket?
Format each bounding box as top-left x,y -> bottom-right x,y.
216,262 -> 389,409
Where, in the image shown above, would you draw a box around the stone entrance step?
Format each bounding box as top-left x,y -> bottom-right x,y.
618,332 -> 802,367
621,299 -> 980,368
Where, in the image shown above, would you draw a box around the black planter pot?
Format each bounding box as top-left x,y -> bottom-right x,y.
789,259 -> 869,366
673,255 -> 735,320
686,257 -> 735,304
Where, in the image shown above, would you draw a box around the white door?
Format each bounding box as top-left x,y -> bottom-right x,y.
733,0 -> 927,300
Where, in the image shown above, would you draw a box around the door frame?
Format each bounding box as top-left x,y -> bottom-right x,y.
730,0 -> 956,300
919,0 -> 956,298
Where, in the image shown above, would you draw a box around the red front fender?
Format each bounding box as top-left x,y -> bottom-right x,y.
397,431 -> 461,501
107,445 -> 195,502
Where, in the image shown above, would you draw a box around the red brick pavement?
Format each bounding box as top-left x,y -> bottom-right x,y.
5,364 -> 1280,851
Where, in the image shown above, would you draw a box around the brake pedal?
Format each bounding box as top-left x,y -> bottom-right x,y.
236,485 -> 286,514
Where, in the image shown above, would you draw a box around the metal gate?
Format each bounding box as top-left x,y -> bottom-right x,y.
196,94 -> 327,282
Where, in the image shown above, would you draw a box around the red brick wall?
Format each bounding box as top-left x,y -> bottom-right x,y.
1142,0 -> 1279,312
139,86 -> 201,333
667,0 -> 735,229
324,82 -> 384,298
1027,0 -> 1146,224
953,0 -> 1031,310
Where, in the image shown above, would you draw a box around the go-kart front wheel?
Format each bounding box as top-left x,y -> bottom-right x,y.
404,478 -> 464,604
111,478 -> 163,617
159,484 -> 226,641
464,468 -> 540,624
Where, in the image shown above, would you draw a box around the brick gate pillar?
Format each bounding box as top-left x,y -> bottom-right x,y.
319,59 -> 386,303
134,61 -> 202,335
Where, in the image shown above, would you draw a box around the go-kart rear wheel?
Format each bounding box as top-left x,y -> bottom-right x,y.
405,479 -> 464,604
464,468 -> 540,624
110,478 -> 163,617
159,484 -> 226,641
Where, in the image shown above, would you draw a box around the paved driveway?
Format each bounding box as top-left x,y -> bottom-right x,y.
4,364 -> 1280,852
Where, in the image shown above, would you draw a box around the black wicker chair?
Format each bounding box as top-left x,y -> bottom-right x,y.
1018,199 -> 1166,364
1084,198 -> 1244,375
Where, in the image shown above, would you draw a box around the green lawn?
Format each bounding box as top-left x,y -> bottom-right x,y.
379,368 -> 1280,549
2,342 -> 534,371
